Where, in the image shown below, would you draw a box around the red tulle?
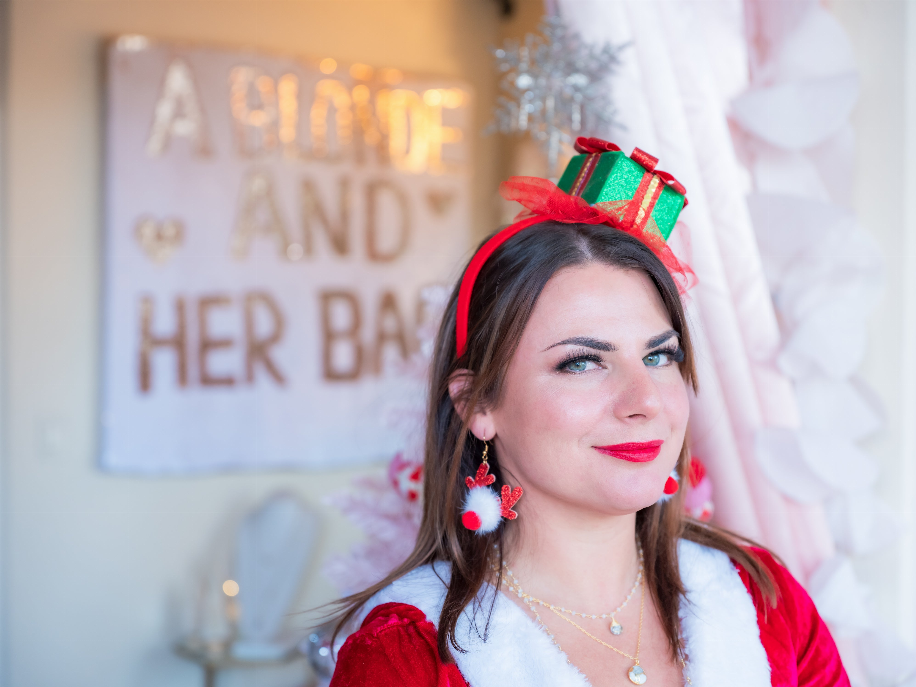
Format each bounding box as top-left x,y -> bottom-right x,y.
499,177 -> 696,294
454,175 -> 696,358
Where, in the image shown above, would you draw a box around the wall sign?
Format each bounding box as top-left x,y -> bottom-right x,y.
102,36 -> 471,473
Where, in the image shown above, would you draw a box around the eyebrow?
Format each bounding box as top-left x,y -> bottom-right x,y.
645,330 -> 678,349
545,330 -> 679,353
545,336 -> 616,352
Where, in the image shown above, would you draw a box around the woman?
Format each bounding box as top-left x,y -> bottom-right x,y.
328,140 -> 850,687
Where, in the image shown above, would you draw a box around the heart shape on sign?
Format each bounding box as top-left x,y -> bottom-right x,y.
426,189 -> 455,216
135,216 -> 185,264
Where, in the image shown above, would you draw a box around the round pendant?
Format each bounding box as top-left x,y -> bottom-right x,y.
628,664 -> 647,685
609,619 -> 623,635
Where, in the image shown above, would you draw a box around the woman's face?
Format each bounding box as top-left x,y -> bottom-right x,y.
487,263 -> 690,516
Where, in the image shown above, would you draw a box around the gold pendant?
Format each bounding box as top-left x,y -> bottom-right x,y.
628,664 -> 647,684
609,618 -> 623,635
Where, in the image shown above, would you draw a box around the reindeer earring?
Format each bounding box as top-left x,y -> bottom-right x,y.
461,440 -> 523,534
657,469 -> 680,503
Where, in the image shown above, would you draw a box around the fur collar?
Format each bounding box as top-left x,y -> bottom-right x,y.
362,539 -> 771,687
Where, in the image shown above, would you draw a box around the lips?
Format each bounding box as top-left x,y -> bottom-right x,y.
593,440 -> 664,462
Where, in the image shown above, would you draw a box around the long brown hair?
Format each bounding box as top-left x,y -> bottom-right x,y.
331,221 -> 777,661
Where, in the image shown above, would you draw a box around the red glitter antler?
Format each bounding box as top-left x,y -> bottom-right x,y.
466,463 -> 496,489
500,485 -> 523,520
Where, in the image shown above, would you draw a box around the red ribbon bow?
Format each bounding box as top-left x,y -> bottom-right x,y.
574,137 -> 622,155
578,137 -> 688,201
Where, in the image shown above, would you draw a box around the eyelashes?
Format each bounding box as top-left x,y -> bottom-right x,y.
654,345 -> 685,363
553,345 -> 685,373
554,348 -> 602,373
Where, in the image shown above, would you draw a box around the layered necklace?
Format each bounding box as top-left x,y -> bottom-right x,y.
496,546 -> 650,685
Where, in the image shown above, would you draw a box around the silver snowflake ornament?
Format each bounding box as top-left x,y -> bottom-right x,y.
489,15 -> 622,175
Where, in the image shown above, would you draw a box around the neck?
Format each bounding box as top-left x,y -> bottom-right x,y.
502,495 -> 640,611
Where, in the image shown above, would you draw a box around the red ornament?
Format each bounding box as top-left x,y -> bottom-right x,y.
688,456 -> 706,488
664,475 -> 680,495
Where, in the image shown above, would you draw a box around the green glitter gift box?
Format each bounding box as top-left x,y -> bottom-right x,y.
557,138 -> 687,241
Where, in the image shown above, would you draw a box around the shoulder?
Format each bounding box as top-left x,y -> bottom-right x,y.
331,602 -> 467,687
734,547 -> 850,687
330,566 -> 467,687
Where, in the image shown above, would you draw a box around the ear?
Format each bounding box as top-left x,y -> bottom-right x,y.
448,369 -> 496,442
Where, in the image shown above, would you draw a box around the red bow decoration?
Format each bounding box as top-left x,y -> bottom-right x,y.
576,137 -> 687,202
629,145 -> 688,200
574,136 -> 622,155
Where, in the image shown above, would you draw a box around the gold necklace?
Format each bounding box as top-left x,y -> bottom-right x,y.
497,563 -> 648,684
501,547 -> 643,635
496,559 -> 692,685
552,586 -> 647,684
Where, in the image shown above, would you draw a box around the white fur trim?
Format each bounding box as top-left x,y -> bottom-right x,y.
357,539 -> 770,687
677,539 -> 771,686
463,486 -> 502,534
363,562 -> 589,687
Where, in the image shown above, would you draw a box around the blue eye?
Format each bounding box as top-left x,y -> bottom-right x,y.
644,346 -> 684,367
556,352 -> 602,373
643,352 -> 669,367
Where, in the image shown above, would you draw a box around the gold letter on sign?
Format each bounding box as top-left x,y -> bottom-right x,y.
387,89 -> 428,173
278,73 -> 304,159
366,179 -> 410,262
351,83 -> 383,164
146,58 -> 211,157
198,295 -> 235,387
245,292 -> 286,385
231,170 -> 292,259
321,291 -> 362,381
230,66 -> 277,156
373,291 -> 410,374
310,79 -> 353,159
139,296 -> 188,392
301,177 -> 350,256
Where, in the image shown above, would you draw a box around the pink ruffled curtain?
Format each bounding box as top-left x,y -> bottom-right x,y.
556,1 -> 913,685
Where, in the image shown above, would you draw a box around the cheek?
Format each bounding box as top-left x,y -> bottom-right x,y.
660,374 -> 691,431
504,374 -> 607,440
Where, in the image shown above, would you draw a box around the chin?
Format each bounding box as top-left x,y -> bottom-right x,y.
589,472 -> 671,514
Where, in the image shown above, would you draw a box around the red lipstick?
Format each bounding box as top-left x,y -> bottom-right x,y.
593,440 -> 664,462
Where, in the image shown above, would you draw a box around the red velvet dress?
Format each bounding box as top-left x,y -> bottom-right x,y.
330,549 -> 849,687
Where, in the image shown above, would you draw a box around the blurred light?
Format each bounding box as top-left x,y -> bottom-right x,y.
286,243 -> 304,261
352,84 -> 370,100
423,89 -> 443,107
319,58 -> 337,75
223,579 -> 239,597
349,63 -> 374,81
381,68 -> 403,85
443,88 -> 465,109
117,35 -> 150,52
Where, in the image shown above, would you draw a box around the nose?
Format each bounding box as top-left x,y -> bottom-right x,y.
611,359 -> 662,422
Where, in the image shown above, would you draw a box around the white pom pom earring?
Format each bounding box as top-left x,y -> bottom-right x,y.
461,440 -> 523,534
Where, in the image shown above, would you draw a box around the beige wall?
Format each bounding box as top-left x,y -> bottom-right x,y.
2,1 -> 511,685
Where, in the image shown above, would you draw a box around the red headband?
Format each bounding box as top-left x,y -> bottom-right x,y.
455,138 -> 695,359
